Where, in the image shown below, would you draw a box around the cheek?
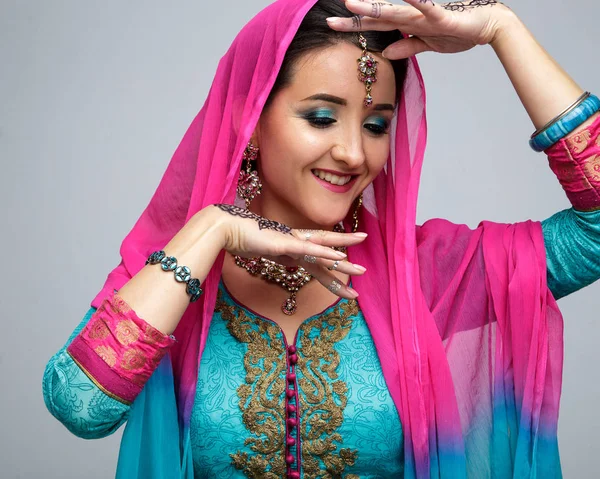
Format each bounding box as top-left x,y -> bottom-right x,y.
366,140 -> 390,177
260,119 -> 328,175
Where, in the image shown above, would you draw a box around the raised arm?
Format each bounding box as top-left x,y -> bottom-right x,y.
43,205 -> 367,436
328,1 -> 600,298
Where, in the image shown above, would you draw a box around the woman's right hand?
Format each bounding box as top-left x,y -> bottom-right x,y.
210,203 -> 368,298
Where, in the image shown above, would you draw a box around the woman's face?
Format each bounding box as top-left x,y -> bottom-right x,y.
252,41 -> 397,230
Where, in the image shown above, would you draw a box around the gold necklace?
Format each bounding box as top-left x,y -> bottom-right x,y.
234,256 -> 310,315
234,224 -> 346,316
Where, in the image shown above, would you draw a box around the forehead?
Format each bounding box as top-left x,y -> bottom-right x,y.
284,42 -> 396,106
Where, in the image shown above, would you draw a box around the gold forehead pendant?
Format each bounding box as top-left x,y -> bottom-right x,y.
357,33 -> 378,107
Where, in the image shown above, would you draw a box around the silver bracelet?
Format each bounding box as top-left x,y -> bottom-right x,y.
145,250 -> 203,303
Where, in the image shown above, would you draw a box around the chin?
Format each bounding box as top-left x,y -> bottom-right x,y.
302,208 -> 349,229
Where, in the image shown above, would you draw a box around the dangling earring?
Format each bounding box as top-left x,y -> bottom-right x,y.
352,193 -> 363,233
237,142 -> 262,208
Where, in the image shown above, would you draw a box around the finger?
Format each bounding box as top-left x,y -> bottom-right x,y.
302,263 -> 360,299
321,258 -> 367,276
293,229 -> 368,247
327,3 -> 421,32
294,228 -> 328,240
326,15 -> 401,32
382,36 -> 430,59
340,0 -> 421,22
268,254 -> 365,277
262,255 -> 359,299
346,0 -> 447,24
303,255 -> 364,276
400,0 -> 444,20
277,236 -> 348,262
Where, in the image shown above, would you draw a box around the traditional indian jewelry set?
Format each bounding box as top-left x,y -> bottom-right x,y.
143,33 -> 375,312
144,31 -> 600,309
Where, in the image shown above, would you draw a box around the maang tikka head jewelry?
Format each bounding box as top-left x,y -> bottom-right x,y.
237,141 -> 262,208
357,33 -> 378,107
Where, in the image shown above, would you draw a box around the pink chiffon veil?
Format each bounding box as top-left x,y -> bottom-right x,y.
91,0 -> 565,477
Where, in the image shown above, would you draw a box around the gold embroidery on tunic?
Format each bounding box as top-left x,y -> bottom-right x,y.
144,322 -> 167,344
94,345 -> 117,367
87,316 -> 110,340
297,300 -> 359,478
217,292 -> 287,478
582,154 -> 600,184
217,289 -> 360,478
566,128 -> 591,154
121,348 -> 146,371
115,319 -> 140,346
111,293 -> 133,314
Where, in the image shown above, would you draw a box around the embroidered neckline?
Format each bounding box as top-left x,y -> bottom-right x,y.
218,278 -> 351,331
215,284 -> 361,478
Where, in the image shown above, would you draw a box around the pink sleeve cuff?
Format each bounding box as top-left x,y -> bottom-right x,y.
544,113 -> 600,211
67,290 -> 176,404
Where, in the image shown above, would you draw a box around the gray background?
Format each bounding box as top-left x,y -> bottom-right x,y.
1,1 -> 598,477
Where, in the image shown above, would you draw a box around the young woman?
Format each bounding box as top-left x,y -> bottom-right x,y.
43,0 -> 600,477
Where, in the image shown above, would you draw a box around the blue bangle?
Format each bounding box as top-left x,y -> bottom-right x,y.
529,93 -> 600,152
146,250 -> 203,302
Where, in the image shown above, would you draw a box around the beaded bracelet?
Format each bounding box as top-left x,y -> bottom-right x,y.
530,92 -> 600,152
145,250 -> 203,302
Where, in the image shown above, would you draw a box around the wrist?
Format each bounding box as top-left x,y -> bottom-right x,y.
161,206 -> 228,271
192,205 -> 230,250
489,6 -> 523,49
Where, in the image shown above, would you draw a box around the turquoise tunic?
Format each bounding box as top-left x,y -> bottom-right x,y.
190,283 -> 403,477
42,208 -> 600,477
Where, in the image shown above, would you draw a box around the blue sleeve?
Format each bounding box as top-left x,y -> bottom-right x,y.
42,306 -> 130,439
542,208 -> 600,300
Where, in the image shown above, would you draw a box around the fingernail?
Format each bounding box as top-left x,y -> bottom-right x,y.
353,232 -> 368,238
382,50 -> 388,59
326,17 -> 341,24
347,287 -> 359,298
335,251 -> 347,258
353,264 -> 366,272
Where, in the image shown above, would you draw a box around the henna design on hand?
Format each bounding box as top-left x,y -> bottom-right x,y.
213,204 -> 292,234
441,0 -> 500,11
352,14 -> 364,30
371,2 -> 383,18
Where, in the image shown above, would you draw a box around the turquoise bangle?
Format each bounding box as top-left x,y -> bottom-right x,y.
529,93 -> 600,152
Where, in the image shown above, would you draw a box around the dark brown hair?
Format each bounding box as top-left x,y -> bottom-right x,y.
265,0 -> 408,109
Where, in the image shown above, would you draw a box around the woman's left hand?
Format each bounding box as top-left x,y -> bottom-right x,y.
327,0 -> 515,59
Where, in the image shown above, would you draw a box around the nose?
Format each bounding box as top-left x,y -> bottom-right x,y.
330,127 -> 366,170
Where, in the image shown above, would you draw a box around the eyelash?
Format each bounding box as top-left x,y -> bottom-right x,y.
306,116 -> 389,135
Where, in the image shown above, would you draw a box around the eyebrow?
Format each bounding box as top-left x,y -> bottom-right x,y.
300,93 -> 395,112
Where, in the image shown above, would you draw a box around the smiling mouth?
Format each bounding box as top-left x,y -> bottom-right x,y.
311,169 -> 356,186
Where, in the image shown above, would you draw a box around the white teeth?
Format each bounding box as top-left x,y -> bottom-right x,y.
313,169 -> 352,186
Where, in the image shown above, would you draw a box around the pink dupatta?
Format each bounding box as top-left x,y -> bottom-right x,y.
93,0 -> 564,476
